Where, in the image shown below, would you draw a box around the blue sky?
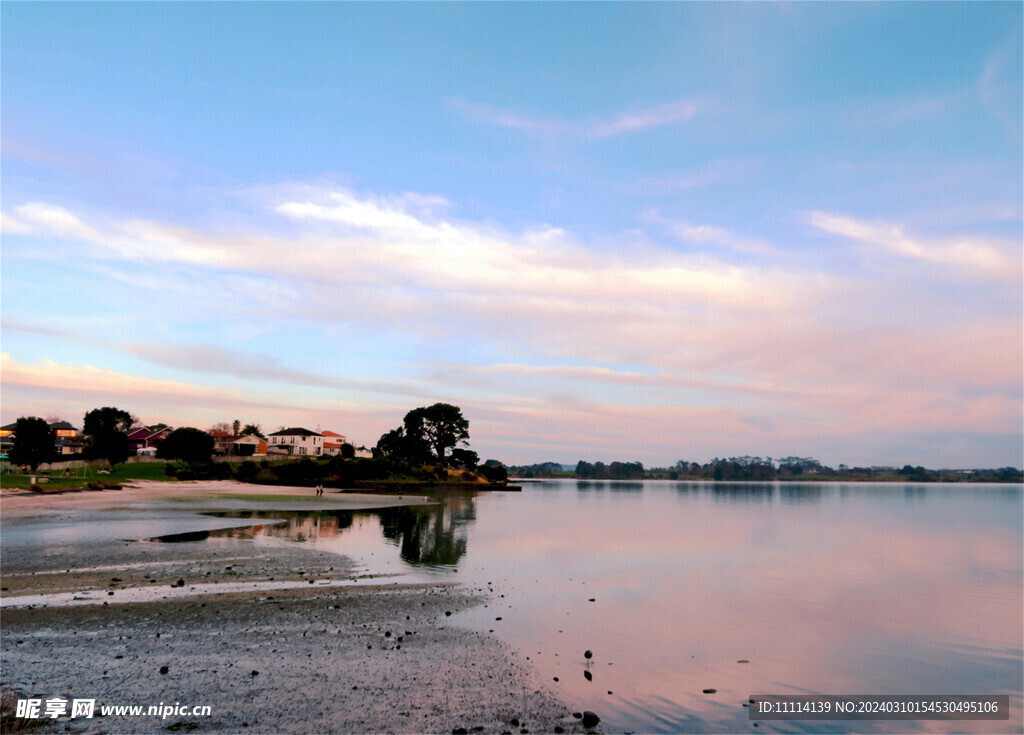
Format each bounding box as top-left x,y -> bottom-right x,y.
2,3 -> 1021,468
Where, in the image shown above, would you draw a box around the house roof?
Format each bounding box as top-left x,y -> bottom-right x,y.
49,421 -> 77,430
269,427 -> 322,437
128,425 -> 172,441
322,430 -> 345,438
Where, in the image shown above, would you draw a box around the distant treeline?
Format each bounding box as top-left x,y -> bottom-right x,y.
508,456 -> 1023,483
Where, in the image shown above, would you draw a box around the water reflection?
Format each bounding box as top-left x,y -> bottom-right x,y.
158,493 -> 479,568
778,483 -> 823,504
377,493 -> 475,566
202,510 -> 354,542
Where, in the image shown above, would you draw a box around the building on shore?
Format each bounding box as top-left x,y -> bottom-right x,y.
267,427 -> 324,457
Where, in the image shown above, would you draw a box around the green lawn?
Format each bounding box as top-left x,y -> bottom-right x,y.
1,461 -> 175,491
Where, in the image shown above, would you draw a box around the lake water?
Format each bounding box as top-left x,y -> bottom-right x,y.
160,480 -> 1022,734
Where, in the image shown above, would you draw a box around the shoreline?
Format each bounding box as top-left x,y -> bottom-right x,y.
0,481 -> 588,733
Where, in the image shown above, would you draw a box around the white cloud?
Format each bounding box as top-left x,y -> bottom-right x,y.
451,97 -> 705,140
806,211 -> 1021,280
12,202 -> 103,241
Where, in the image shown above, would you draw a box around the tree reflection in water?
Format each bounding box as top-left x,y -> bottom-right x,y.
377,492 -> 476,567
171,495 -> 477,567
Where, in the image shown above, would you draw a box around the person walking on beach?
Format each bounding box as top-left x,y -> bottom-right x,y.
315,483 -> 323,497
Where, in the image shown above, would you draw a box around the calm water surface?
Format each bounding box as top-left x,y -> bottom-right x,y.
185,481 -> 1022,734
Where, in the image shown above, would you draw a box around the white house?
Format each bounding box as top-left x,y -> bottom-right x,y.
267,428 -> 324,457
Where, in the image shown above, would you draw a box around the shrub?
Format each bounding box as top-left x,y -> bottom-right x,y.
235,460 -> 259,483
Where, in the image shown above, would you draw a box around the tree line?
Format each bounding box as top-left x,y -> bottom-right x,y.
507,456 -> 1022,483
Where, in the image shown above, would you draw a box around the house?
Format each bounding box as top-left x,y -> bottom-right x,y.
0,420 -> 83,456
232,434 -> 268,457
50,421 -> 83,456
0,423 -> 15,454
128,424 -> 172,453
267,428 -> 324,457
208,430 -> 236,455
321,430 -> 347,456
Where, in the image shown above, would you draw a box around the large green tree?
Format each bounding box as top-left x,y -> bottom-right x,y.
83,407 -> 134,466
402,403 -> 470,466
157,428 -> 215,464
9,417 -> 54,472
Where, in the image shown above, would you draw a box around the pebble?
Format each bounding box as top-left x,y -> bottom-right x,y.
702,688 -> 717,694
582,711 -> 600,728
159,665 -> 169,675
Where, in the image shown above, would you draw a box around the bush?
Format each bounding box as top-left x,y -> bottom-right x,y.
165,461 -> 230,481
478,463 -> 508,483
274,457 -> 323,486
235,460 -> 259,482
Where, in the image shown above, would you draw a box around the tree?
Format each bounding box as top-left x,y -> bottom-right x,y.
240,423 -> 265,440
402,403 -> 470,466
232,419 -> 241,436
10,417 -> 54,472
209,422 -> 233,435
340,442 -> 356,459
449,448 -> 479,471
478,459 -> 508,483
157,428 -> 215,464
83,407 -> 135,466
374,427 -> 431,464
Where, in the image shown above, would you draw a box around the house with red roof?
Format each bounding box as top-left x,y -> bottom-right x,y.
321,430 -> 347,456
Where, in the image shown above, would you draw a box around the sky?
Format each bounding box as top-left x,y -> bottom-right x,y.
2,3 -> 1021,469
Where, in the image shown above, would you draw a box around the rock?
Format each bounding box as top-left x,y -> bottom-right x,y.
737,660 -> 749,664
251,670 -> 259,677
510,719 -> 519,727
452,728 -> 468,735
159,665 -> 169,675
702,688 -> 717,694
584,670 -> 592,681
572,713 -> 582,720
581,711 -> 600,728
553,677 -> 559,682
555,728 -> 564,734
445,611 -> 452,616
584,650 -> 593,659
174,578 -> 185,587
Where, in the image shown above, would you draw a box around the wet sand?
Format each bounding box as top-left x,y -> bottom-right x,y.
0,481 -> 586,734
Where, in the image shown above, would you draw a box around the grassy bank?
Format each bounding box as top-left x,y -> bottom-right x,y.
0,462 -> 173,492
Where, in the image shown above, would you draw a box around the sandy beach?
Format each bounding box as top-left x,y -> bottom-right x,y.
0,481 -> 588,734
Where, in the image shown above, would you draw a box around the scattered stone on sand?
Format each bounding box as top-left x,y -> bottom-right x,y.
703,688 -> 717,694
582,711 -> 600,728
